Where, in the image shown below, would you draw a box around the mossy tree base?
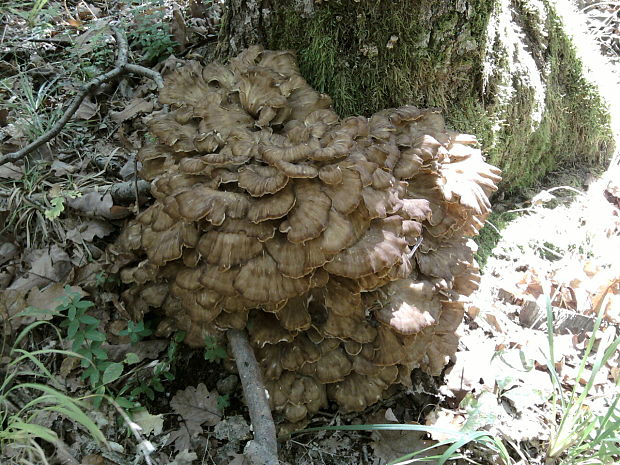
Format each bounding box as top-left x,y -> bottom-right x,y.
217,0 -> 613,194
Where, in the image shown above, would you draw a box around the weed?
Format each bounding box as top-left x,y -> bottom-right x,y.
217,393 -> 231,411
117,330 -> 185,405
204,335 -> 227,362
1,314 -> 106,463
43,189 -> 81,220
23,288 -> 178,410
544,285 -> 620,464
285,423 -> 512,465
121,0 -> 176,63
118,320 -> 153,344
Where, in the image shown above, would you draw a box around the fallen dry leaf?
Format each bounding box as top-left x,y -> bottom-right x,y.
50,160 -> 76,176
26,283 -> 85,314
110,97 -> 154,123
103,340 -> 168,363
171,383 -> 221,427
370,408 -> 447,465
81,455 -> 105,465
0,289 -> 28,332
74,95 -> 98,120
0,242 -> 18,266
168,383 -> 221,451
213,415 -> 250,442
0,162 -> 23,180
8,245 -> 72,290
66,220 -> 115,243
67,191 -> 129,219
171,7 -> 188,52
227,454 -> 248,465
133,408 -> 164,436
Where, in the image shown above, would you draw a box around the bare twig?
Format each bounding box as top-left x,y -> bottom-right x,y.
108,179 -> 151,203
124,64 -> 165,89
227,329 -> 279,465
0,27 -> 164,167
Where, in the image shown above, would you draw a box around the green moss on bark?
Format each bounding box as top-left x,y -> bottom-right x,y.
267,0 -> 494,116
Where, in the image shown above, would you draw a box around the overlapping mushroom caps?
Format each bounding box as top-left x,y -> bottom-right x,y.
115,46 -> 501,428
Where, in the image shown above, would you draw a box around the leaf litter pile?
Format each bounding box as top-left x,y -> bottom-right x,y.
0,1 -> 619,465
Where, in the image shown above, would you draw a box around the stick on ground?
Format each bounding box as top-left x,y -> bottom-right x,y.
227,328 -> 279,465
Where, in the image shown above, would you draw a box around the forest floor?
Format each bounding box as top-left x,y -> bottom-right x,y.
0,1 -> 619,465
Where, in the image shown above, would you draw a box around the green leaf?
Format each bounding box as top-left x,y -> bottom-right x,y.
139,328 -> 153,338
205,345 -> 227,362
102,362 -> 124,385
151,379 -> 164,392
124,352 -> 140,364
131,386 -> 145,398
82,366 -> 99,386
174,331 -> 186,343
67,305 -> 77,320
79,314 -> 99,325
71,332 -> 85,351
115,396 -> 137,409
44,196 -> 65,220
75,300 -> 94,309
85,329 -> 106,342
91,347 -> 108,360
217,394 -> 230,411
9,421 -> 58,444
92,385 -> 105,408
67,319 -> 80,339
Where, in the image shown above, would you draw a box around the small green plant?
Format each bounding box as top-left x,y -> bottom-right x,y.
118,330 -> 185,405
204,335 -> 227,362
217,394 -> 231,411
1,315 -> 106,464
119,320 -> 153,344
44,190 -> 81,220
122,0 -> 176,63
544,285 -> 620,464
25,290 -> 156,408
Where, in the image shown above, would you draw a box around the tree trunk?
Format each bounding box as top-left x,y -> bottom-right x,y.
217,0 -> 615,193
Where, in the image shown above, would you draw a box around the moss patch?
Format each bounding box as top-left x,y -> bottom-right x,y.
267,0 -> 494,117
266,0 -> 614,194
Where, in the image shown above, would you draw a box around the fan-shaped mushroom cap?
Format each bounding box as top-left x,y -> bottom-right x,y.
376,279 -> 441,334
327,367 -> 398,412
324,219 -> 407,278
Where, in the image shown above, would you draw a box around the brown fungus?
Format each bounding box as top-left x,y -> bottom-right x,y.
115,46 -> 501,429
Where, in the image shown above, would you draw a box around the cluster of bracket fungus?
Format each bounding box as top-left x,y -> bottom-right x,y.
116,46 -> 501,428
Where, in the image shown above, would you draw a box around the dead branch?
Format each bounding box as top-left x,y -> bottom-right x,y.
108,179 -> 151,203
227,329 -> 279,465
0,27 -> 164,167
